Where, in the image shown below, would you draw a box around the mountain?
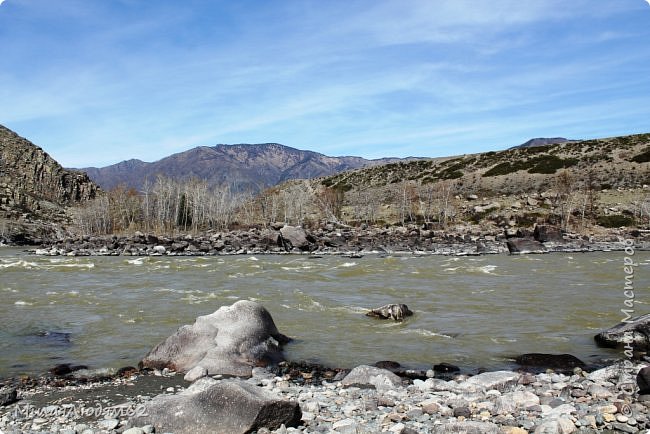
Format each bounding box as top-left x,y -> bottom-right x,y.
81,143 -> 403,192
0,124 -> 99,221
511,137 -> 575,149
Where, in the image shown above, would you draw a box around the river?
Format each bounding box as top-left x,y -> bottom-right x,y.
0,247 -> 647,378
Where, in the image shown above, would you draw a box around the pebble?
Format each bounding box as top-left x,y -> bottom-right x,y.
0,361 -> 648,434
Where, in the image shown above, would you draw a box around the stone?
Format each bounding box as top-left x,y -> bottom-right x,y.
496,390 -> 540,413
515,353 -> 584,371
0,387 -> 17,406
432,421 -> 500,433
465,371 -> 519,391
129,379 -> 301,434
594,313 -> 650,351
366,304 -> 413,321
506,239 -> 547,254
533,225 -> 563,243
341,365 -> 403,392
637,365 -> 650,394
140,300 -> 291,376
279,225 -> 314,251
184,365 -> 208,382
433,362 -> 460,373
534,416 -> 576,433
123,428 -> 145,434
98,419 -> 120,430
152,245 -> 166,254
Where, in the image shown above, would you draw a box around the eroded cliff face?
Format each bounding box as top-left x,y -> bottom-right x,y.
0,124 -> 99,222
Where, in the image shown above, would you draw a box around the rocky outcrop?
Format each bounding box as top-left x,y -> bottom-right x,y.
366,304 -> 413,321
0,125 -> 99,222
128,378 -> 301,434
140,300 -> 290,376
594,313 -> 650,351
279,225 -> 316,252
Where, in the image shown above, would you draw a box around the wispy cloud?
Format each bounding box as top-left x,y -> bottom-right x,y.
1,0 -> 649,166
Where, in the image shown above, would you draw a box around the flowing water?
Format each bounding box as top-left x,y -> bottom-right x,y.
1,247 -> 648,378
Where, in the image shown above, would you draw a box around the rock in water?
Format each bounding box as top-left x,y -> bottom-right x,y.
506,238 -> 547,254
129,379 -> 301,434
594,313 -> 650,351
366,304 -> 413,321
515,353 -> 585,371
140,300 -> 291,376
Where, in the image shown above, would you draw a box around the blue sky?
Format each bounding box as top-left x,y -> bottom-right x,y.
1,0 -> 649,167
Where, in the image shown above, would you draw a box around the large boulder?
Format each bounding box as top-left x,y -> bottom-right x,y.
129,378 -> 301,434
594,313 -> 650,351
279,225 -> 315,251
140,300 -> 291,376
506,238 -> 547,254
638,366 -> 650,395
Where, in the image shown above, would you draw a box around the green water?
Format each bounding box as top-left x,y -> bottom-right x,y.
0,247 -> 647,377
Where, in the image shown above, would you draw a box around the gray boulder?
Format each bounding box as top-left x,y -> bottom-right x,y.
140,300 -> 290,376
129,379 -> 301,434
594,313 -> 650,351
464,371 -> 519,391
0,387 -> 18,406
506,238 -> 547,254
341,365 -> 403,392
533,225 -> 564,243
279,225 -> 314,251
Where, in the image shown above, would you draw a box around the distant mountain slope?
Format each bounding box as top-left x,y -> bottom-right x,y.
318,133 -> 650,196
81,143 -> 403,192
511,137 -> 575,149
0,124 -> 99,221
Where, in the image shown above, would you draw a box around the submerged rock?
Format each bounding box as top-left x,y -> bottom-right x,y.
594,313 -> 650,351
366,303 -> 413,321
140,300 -> 290,376
129,379 -> 301,434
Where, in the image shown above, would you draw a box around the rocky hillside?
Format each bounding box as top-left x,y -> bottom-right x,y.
510,137 -> 575,149
0,125 -> 99,242
81,144 -> 405,192
256,133 -> 650,231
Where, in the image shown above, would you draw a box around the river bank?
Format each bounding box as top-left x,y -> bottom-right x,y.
20,224 -> 650,257
1,359 -> 649,434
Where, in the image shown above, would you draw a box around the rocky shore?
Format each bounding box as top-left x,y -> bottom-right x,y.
22,224 -> 650,257
1,360 -> 649,434
2,301 -> 649,433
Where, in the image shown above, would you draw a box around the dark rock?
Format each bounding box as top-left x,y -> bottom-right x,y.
117,366 -> 139,377
129,378 -> 301,434
534,225 -> 564,243
140,300 -> 291,376
434,362 -> 461,373
515,353 -> 585,371
638,366 -> 650,395
594,313 -> 650,351
50,364 -> 73,376
453,406 -> 471,418
374,361 -> 401,370
0,387 -> 18,406
366,304 -> 413,321
506,238 -> 547,254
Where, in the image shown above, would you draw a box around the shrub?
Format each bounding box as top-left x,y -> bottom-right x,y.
597,215 -> 634,228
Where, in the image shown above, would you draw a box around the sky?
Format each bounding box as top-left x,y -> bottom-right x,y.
1,1 -> 650,168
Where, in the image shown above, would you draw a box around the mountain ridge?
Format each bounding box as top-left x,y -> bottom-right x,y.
80,142 -> 408,192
